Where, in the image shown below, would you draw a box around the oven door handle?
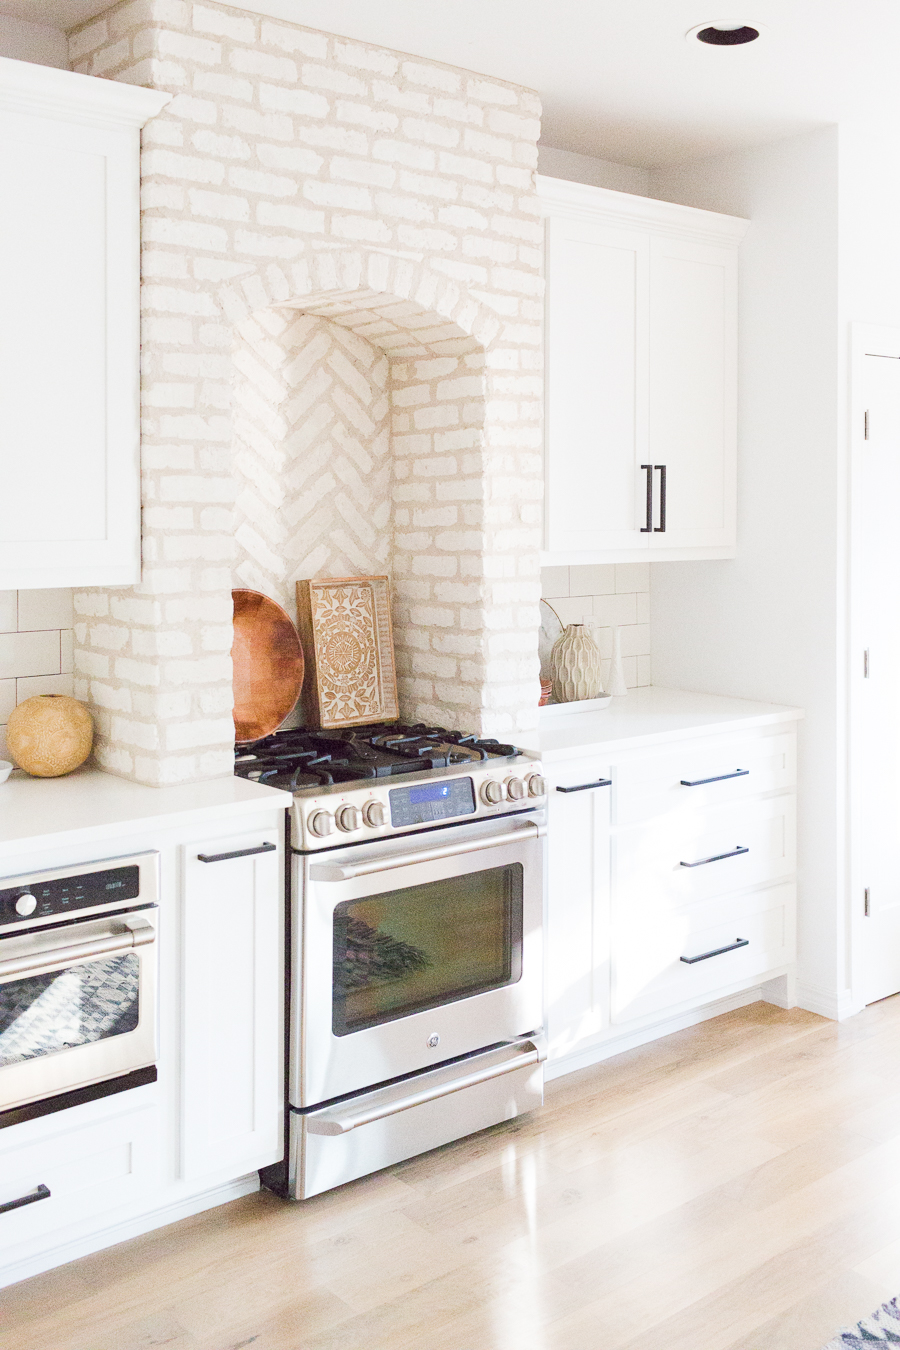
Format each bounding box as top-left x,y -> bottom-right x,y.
307,820 -> 545,882
0,917 -> 155,982
305,1039 -> 545,1136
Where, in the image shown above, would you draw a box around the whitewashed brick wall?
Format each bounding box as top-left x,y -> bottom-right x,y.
70,0 -> 543,785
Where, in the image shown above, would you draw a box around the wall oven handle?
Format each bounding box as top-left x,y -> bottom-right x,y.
308,820 -> 545,882
306,1041 -> 544,1136
0,921 -> 155,981
0,1183 -> 51,1216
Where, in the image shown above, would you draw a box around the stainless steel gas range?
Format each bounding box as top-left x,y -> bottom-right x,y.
236,724 -> 546,1200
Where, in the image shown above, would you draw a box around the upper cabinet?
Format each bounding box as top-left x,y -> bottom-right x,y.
538,176 -> 749,563
0,59 -> 170,590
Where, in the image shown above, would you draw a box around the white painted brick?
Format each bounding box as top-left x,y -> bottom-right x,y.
193,70 -> 253,101
402,119 -> 459,148
223,105 -> 294,141
142,149 -> 225,185
256,202 -> 324,232
143,121 -> 185,148
402,61 -> 460,93
153,30 -> 221,65
466,78 -> 518,105
191,129 -> 251,160
186,188 -> 250,221
331,157 -> 395,187
259,21 -> 328,59
230,48 -> 296,81
142,183 -> 187,212
334,40 -> 398,76
398,226 -> 457,252
167,94 -> 217,125
398,171 -> 458,201
304,181 -> 372,210
331,216 -> 392,243
234,231 -> 304,258
439,152 -> 493,183
299,124 -> 368,153
69,18 -> 109,60
143,218 -> 228,252
229,167 -> 297,197
193,4 -> 256,40
258,144 -> 324,174
259,84 -> 329,118
373,140 -> 435,171
336,102 -> 398,133
143,286 -> 220,317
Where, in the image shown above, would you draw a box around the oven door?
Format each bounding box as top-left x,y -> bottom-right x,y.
0,907 -> 158,1112
295,811 -> 544,1106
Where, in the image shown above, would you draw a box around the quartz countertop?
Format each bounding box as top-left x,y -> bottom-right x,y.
0,765 -> 290,860
522,686 -> 803,763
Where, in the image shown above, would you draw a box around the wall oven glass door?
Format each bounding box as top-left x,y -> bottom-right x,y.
0,908 -> 158,1113
298,814 -> 544,1106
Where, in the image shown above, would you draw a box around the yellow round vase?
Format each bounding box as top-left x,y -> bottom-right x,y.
7,695 -> 94,777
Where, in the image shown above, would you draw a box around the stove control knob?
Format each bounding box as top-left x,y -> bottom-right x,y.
527,774 -> 547,798
308,810 -> 334,838
506,777 -> 526,801
481,779 -> 504,806
336,804 -> 361,833
14,893 -> 37,917
363,800 -> 386,828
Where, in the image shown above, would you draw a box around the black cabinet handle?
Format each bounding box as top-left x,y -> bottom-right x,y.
197,842 -> 277,864
640,464 -> 653,532
0,1183 -> 50,1216
654,465 -> 667,531
680,846 -> 749,868
681,938 -> 749,965
556,778 -> 612,794
681,769 -> 749,787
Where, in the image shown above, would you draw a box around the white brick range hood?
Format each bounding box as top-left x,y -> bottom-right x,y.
69,0 -> 543,786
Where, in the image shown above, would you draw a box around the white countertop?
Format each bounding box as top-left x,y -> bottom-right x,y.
523,686 -> 803,762
0,766 -> 291,859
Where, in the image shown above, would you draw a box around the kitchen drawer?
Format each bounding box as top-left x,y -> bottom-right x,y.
613,731 -> 796,825
614,793 -> 795,909
0,1103 -> 158,1256
612,881 -> 795,1023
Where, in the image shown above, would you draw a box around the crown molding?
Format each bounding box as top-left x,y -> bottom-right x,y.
537,172 -> 750,246
0,56 -> 171,129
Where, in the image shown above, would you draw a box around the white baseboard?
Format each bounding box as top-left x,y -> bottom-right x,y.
545,985 -> 768,1081
796,981 -> 860,1022
0,1174 -> 260,1291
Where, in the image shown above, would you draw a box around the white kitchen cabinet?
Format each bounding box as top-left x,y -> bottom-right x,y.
539,695 -> 799,1076
0,59 -> 169,590
180,830 -> 284,1182
539,176 -> 748,564
545,756 -> 612,1064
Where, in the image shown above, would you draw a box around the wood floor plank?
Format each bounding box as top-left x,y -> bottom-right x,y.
4,998 -> 900,1350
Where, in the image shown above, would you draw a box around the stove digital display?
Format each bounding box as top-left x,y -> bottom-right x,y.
389,777 -> 476,827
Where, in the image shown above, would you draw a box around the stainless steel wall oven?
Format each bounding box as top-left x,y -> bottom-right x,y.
0,853 -> 159,1129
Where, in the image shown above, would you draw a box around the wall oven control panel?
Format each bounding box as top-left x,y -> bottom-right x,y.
0,865 -> 141,928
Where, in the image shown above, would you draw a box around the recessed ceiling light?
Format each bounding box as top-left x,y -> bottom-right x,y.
687,22 -> 762,45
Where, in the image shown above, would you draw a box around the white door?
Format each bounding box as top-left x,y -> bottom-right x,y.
544,213 -> 650,556
855,348 -> 900,1003
648,236 -> 737,552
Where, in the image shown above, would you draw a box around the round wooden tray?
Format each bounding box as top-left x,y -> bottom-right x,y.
232,589 -> 305,744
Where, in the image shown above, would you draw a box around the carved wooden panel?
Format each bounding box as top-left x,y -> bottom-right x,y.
296,576 -> 399,729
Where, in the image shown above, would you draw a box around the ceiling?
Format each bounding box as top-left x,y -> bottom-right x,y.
6,0 -> 900,166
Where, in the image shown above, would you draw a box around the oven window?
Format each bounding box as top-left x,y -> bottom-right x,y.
0,954 -> 140,1067
332,863 -> 523,1035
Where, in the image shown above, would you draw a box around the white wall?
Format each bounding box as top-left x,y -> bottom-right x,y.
538,144 -> 650,196
648,129 -> 844,1016
0,16 -> 68,67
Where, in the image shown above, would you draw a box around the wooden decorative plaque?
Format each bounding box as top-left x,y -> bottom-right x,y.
296,576 -> 399,729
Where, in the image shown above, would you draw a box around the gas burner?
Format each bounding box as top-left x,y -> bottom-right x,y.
234,722 -> 522,790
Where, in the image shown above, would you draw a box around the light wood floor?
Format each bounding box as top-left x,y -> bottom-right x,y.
6,998 -> 900,1350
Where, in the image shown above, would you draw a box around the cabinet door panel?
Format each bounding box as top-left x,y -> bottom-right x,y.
545,761 -> 611,1061
181,830 -> 283,1180
649,236 -> 737,551
545,215 -> 649,554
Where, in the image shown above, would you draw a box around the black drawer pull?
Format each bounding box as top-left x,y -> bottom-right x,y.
556,779 -> 612,794
680,769 -> 749,787
0,1183 -> 50,1216
681,938 -> 749,965
197,842 -> 277,864
679,845 -> 749,868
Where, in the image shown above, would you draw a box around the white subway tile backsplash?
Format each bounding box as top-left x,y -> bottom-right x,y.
60,629 -> 74,675
636,590 -> 650,624
571,563 -> 616,595
551,596 -> 594,626
615,562 -> 650,594
0,593 -> 16,634
17,588 -> 74,632
592,592 -> 638,627
0,680 -> 15,724
540,566 -> 569,598
0,726 -> 8,760
0,631 -> 61,681
620,623 -> 651,658
16,674 -> 75,702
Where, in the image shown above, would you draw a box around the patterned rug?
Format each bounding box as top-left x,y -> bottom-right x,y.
822,1297 -> 900,1347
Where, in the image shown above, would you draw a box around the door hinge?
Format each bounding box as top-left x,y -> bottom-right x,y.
864,887 -> 870,917
865,408 -> 870,440
864,649 -> 870,678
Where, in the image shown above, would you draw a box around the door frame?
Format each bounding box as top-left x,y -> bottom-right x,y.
847,323 -> 900,1010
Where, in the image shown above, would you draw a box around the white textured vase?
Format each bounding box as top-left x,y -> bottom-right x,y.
549,623 -> 605,703
607,625 -> 628,696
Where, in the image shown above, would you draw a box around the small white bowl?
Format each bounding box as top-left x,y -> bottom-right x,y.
0,761 -> 13,784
